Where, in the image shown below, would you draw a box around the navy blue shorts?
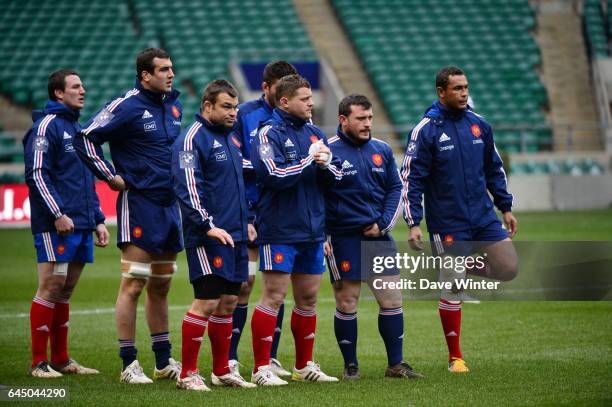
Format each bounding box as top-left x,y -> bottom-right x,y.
33,230 -> 93,263
116,190 -> 184,254
186,242 -> 248,284
259,242 -> 326,274
430,219 -> 509,256
326,233 -> 399,282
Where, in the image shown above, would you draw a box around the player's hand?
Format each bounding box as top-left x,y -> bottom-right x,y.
408,225 -> 424,251
108,174 -> 127,191
247,224 -> 257,242
207,227 -> 234,247
503,211 -> 518,238
363,223 -> 382,237
313,143 -> 332,167
54,214 -> 74,236
323,241 -> 331,256
95,223 -> 110,247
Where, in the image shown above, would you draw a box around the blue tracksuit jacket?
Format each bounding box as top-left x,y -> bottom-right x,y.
401,101 -> 513,233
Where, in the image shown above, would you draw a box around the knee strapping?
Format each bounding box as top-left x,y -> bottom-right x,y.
439,255 -> 466,302
150,261 -> 176,279
121,260 -> 151,279
53,262 -> 68,276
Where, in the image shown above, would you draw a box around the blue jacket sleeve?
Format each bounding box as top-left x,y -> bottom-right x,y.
316,134 -> 343,184
378,147 -> 403,234
171,141 -> 215,233
483,125 -> 513,213
251,124 -> 315,190
401,123 -> 433,227
74,102 -> 131,181
23,122 -> 65,219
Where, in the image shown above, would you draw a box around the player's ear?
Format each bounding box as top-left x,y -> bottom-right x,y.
54,88 -> 64,102
339,114 -> 348,126
436,86 -> 445,99
262,81 -> 269,93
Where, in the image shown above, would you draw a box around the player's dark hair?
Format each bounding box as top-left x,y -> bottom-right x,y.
275,74 -> 310,103
435,66 -> 465,90
48,69 -> 80,101
338,94 -> 372,117
262,60 -> 298,85
202,79 -> 238,105
136,48 -> 170,81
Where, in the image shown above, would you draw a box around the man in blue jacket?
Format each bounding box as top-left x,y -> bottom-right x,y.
75,48 -> 183,383
24,69 -> 109,378
171,79 -> 256,391
324,94 -> 423,381
401,66 -> 518,373
249,74 -> 342,385
229,60 -> 297,378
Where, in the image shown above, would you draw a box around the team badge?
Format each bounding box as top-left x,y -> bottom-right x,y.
443,234 -> 454,246
274,253 -> 284,264
258,143 -> 274,160
406,141 -> 417,155
213,256 -> 223,268
179,151 -> 196,169
372,153 -> 383,167
57,244 -> 66,255
172,105 -> 180,119
341,260 -> 351,272
231,136 -> 241,148
93,108 -> 114,127
33,136 -> 49,152
133,226 -> 142,238
471,124 -> 481,137
309,135 -> 319,143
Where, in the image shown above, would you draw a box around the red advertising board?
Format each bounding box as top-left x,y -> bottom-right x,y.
0,182 -> 118,227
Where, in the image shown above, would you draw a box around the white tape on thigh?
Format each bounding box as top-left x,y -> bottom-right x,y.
439,255 -> 466,302
248,261 -> 258,276
121,260 -> 151,279
53,262 -> 69,276
150,261 -> 176,279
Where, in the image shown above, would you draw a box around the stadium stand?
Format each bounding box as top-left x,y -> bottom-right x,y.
583,0 -> 609,57
332,0 -> 552,152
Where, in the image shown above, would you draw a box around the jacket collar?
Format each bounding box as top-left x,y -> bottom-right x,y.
32,100 -> 80,123
195,113 -> 232,135
135,80 -> 180,104
336,125 -> 370,146
429,100 -> 466,121
273,108 -> 307,128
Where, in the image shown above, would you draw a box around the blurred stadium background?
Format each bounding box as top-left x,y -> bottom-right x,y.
1,0 -> 612,223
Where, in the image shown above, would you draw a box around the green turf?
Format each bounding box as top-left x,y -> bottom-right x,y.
0,210 -> 611,406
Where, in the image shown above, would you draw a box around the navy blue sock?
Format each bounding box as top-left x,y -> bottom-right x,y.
334,309 -> 358,367
151,332 -> 171,370
119,339 -> 137,370
229,303 -> 248,361
270,302 -> 284,359
378,307 -> 404,366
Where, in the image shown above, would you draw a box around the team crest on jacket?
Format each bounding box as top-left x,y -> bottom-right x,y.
57,244 -> 66,255
309,135 -> 319,143
213,256 -> 223,268
443,234 -> 454,245
231,135 -> 241,148
406,141 -> 417,155
471,124 -> 481,138
372,153 -> 383,166
340,260 -> 351,272
179,151 -> 196,169
133,226 -> 143,238
171,105 -> 180,119
274,252 -> 284,264
33,137 -> 49,152
258,143 -> 274,160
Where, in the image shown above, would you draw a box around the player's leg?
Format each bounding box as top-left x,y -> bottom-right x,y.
228,245 -> 256,366
30,261 -> 65,378
333,279 -> 361,379
117,243 -> 151,383
369,274 -> 423,379
290,242 -> 338,383
146,251 -> 179,379
478,238 -> 519,281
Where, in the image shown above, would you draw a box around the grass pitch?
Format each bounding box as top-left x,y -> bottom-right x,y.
0,209 -> 611,406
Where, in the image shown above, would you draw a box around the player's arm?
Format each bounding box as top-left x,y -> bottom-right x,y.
251,124 -> 314,190
171,142 -> 215,233
400,124 -> 433,229
316,135 -> 343,184
377,148 -> 403,235
74,102 -> 129,183
483,124 -> 513,214
23,124 -> 65,221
